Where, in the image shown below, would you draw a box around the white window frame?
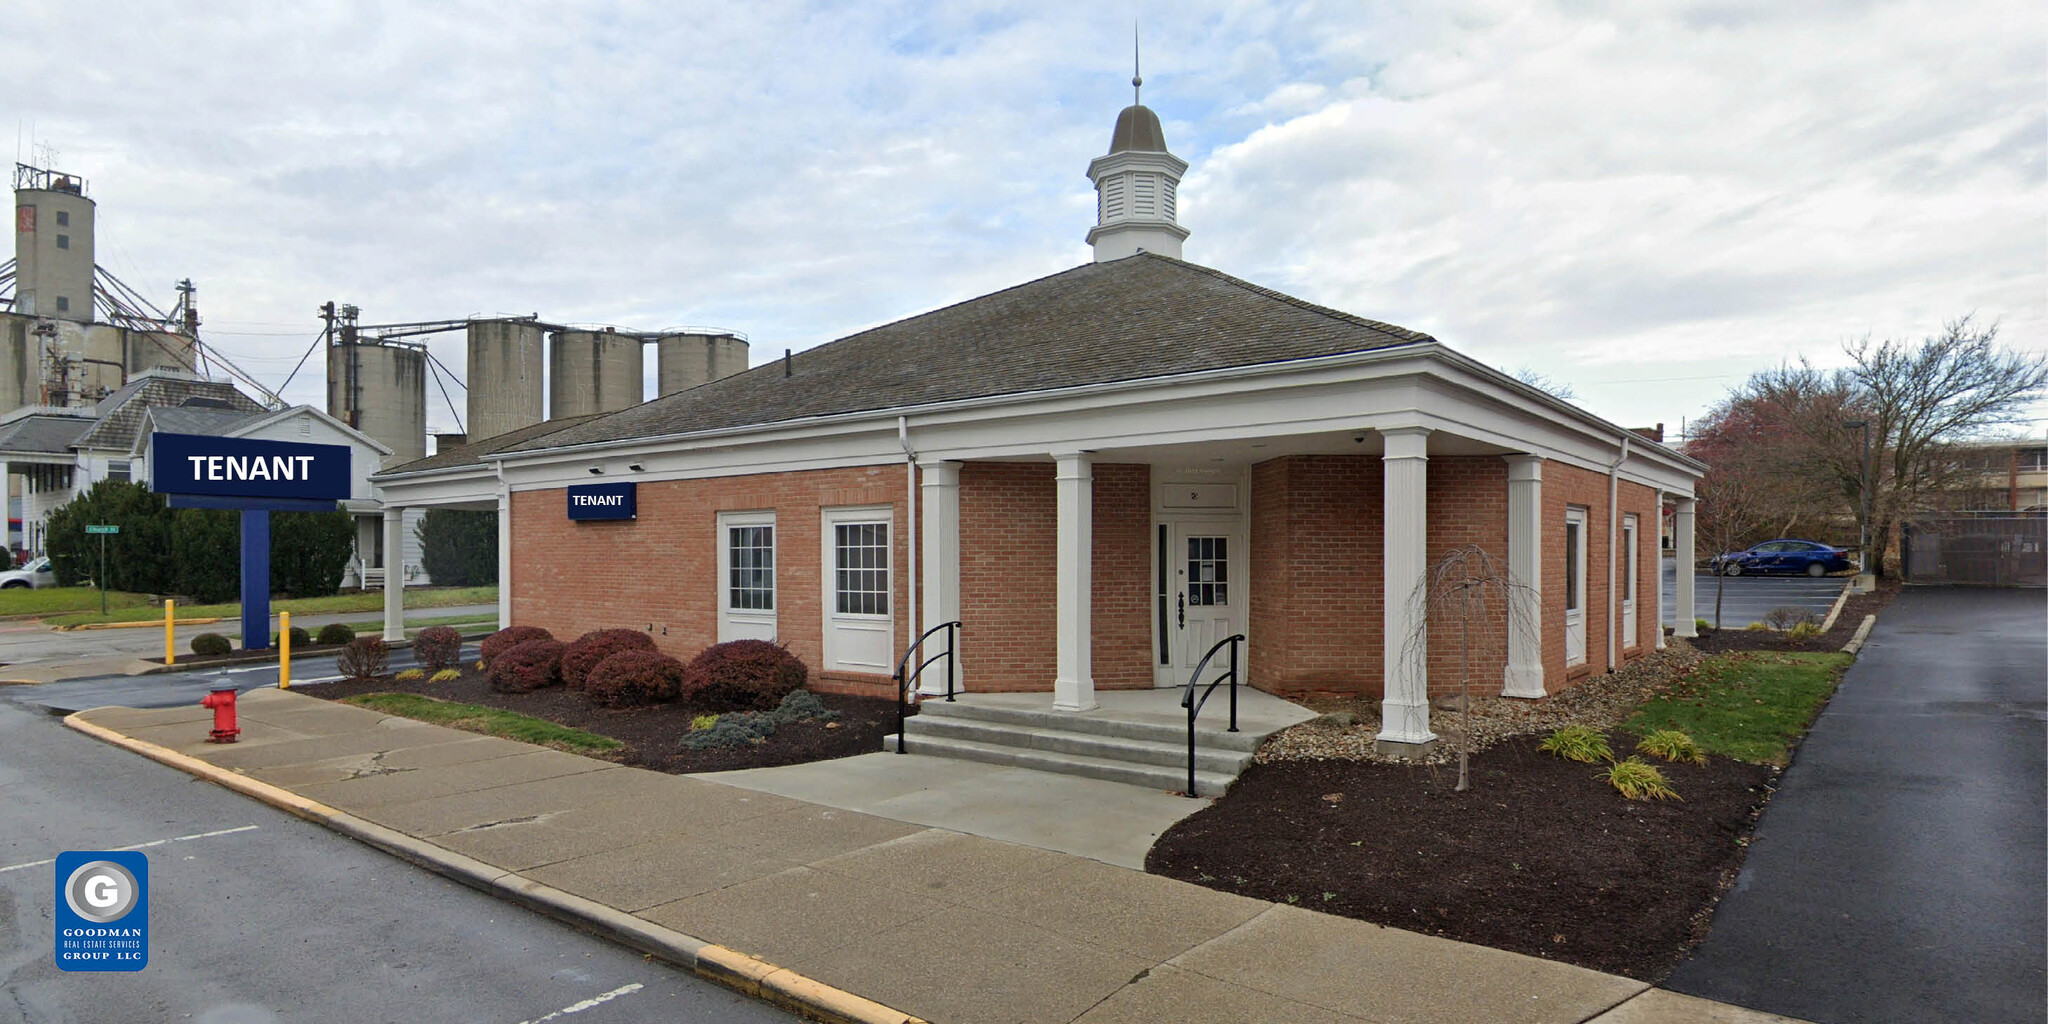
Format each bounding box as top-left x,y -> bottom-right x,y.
1564,506 -> 1588,667
1621,514 -> 1639,650
821,505 -> 894,674
717,510 -> 777,642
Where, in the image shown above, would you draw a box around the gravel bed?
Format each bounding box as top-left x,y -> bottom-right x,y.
1257,639 -> 1708,766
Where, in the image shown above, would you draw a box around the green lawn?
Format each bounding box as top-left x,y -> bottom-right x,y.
44,586 -> 498,627
1623,651 -> 1853,765
334,614 -> 499,636
339,693 -> 620,755
0,587 -> 156,618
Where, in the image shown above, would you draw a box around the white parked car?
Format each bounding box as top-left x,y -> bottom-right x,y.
0,557 -> 56,589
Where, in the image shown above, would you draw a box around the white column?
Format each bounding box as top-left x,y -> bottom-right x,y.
1654,490 -> 1667,651
381,507 -> 405,642
1673,496 -> 1697,638
497,486 -> 513,630
1502,455 -> 1546,697
920,461 -> 963,695
1376,427 -> 1436,752
1052,451 -> 1095,712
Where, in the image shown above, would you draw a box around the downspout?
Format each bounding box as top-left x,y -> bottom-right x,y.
899,416 -> 918,671
1606,434 -> 1630,672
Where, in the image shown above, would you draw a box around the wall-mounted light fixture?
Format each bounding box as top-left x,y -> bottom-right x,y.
628,463 -> 645,472
588,467 -> 604,475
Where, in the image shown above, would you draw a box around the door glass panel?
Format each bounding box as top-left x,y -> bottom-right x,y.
1564,521 -> 1581,612
1187,536 -> 1228,606
833,523 -> 889,615
1157,523 -> 1170,665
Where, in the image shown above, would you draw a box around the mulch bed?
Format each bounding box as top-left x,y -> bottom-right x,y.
1690,578 -> 1899,654
1147,736 -> 1777,982
294,666 -> 905,774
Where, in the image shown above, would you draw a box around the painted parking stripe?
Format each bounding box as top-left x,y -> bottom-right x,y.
511,983 -> 643,1024
0,824 -> 260,875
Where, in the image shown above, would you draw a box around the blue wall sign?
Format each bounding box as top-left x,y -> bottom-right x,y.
568,482 -> 636,521
150,432 -> 351,501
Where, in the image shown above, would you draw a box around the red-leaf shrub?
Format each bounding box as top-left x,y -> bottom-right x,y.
561,628 -> 658,690
684,640 -> 808,711
488,638 -> 565,693
336,637 -> 390,680
480,625 -> 553,668
584,650 -> 687,708
413,626 -> 463,672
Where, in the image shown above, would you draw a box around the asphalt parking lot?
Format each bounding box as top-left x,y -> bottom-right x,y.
1660,554 -> 1848,629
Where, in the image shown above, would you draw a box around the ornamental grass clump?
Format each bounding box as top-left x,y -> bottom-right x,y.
583,649 -> 686,708
685,640 -> 808,711
1635,729 -> 1708,765
1603,756 -> 1681,801
480,625 -> 554,669
1538,725 -> 1614,764
394,668 -> 425,682
1787,621 -> 1823,642
488,638 -> 565,693
429,668 -> 462,684
413,626 -> 464,672
562,628 -> 658,690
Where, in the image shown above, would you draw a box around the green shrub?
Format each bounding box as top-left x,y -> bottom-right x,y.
679,710 -> 777,750
488,638 -> 565,693
583,649 -> 687,707
1788,621 -> 1823,642
416,509 -> 498,587
685,640 -> 808,711
1695,618 -> 1712,634
189,633 -> 232,657
268,509 -> 355,598
1537,725 -> 1613,763
274,626 -> 312,649
481,626 -> 554,669
562,628 -> 657,690
773,689 -> 839,724
316,623 -> 356,646
394,668 -> 425,682
413,625 -> 464,672
1603,757 -> 1681,801
429,668 -> 462,684
1744,622 -> 1768,632
336,637 -> 390,680
1635,729 -> 1708,765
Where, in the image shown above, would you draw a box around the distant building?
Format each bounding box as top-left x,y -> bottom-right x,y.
1948,439 -> 2048,512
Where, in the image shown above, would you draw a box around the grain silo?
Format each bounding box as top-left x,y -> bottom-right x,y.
656,332 -> 749,395
466,319 -> 544,440
327,339 -> 427,466
126,329 -> 200,376
549,328 -> 643,418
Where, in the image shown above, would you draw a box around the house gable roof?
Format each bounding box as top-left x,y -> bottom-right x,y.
378,415 -> 602,476
506,254 -> 1433,454
77,376 -> 265,452
0,414 -> 95,458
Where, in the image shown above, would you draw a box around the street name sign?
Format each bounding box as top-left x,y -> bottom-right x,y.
85,525 -> 119,535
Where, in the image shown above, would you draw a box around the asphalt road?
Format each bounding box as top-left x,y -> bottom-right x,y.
3,640 -> 462,716
0,700 -> 796,1024
1660,555 -> 1847,629
1664,587 -> 2048,1024
0,603 -> 497,670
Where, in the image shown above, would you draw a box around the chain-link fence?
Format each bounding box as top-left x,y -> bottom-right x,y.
1900,514 -> 2048,586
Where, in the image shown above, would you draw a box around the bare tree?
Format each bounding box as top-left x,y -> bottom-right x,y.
1397,545 -> 1538,791
1511,367 -> 1578,401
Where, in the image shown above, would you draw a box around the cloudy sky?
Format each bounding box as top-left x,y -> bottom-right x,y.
10,0 -> 2045,440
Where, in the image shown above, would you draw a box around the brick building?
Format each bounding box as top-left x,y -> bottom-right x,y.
373,93 -> 1707,755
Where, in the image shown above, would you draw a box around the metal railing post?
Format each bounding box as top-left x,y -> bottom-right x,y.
1228,637 -> 1239,732
894,667 -> 907,754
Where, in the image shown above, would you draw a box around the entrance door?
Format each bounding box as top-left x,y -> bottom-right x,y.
1564,507 -> 1588,666
1155,516 -> 1244,687
821,507 -> 893,674
1621,514 -> 1638,649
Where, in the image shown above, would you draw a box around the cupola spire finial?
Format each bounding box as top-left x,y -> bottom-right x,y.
1132,23 -> 1142,105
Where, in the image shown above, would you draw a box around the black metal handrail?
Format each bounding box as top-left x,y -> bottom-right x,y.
894,620 -> 962,754
1178,633 -> 1244,797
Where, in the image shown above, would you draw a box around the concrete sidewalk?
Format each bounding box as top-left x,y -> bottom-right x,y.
69,690 -> 1809,1024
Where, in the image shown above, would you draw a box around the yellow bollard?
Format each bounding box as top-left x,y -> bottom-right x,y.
164,599 -> 175,666
279,611 -> 291,689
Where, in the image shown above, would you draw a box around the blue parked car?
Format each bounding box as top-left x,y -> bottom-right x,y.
1713,539 -> 1855,577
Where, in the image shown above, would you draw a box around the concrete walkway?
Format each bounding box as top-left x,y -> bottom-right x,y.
71,690 -> 1811,1024
1664,587 -> 2047,1024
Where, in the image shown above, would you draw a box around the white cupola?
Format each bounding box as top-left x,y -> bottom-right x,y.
1086,62 -> 1189,262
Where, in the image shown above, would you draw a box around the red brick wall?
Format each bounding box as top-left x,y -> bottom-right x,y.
1423,457 -> 1510,695
1539,465 -> 1663,687
956,461 -> 1152,692
509,464 -> 911,697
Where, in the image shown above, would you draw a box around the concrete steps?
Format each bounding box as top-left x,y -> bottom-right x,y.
880,697 -> 1257,798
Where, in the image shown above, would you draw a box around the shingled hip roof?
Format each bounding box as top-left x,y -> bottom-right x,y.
503,255 -> 1432,456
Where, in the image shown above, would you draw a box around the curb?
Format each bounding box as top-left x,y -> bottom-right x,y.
1818,579 -> 1854,634
61,714 -> 927,1024
56,617 -> 226,632
1841,614 -> 1878,655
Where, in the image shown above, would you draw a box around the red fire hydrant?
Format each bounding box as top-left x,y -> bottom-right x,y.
201,687 -> 240,744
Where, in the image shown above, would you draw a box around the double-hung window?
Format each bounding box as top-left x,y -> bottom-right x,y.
717,511 -> 776,641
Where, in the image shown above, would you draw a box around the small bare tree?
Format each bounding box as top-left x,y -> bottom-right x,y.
1396,545 -> 1539,792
